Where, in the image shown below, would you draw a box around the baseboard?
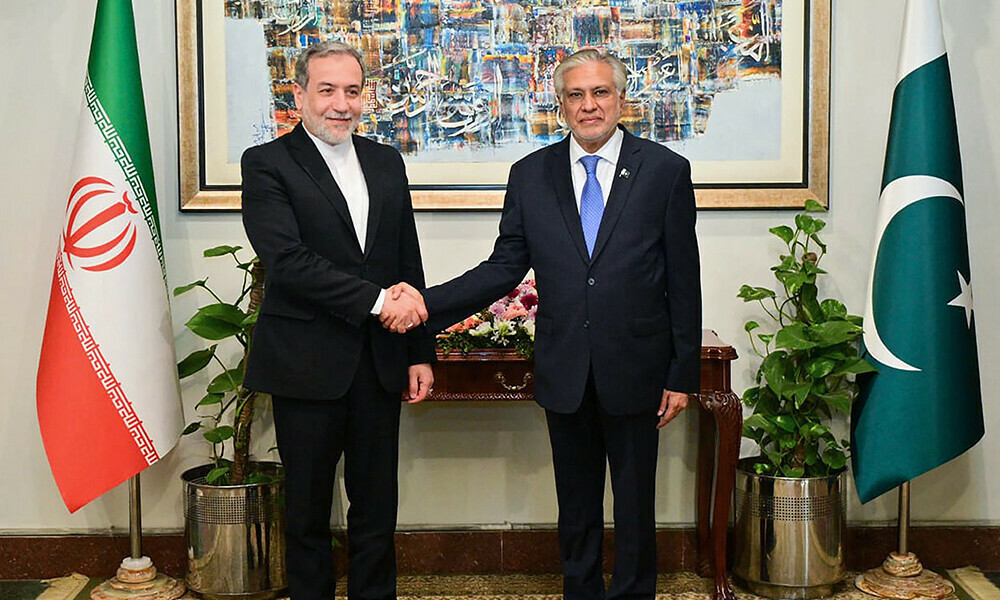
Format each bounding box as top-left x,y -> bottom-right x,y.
2,526 -> 998,579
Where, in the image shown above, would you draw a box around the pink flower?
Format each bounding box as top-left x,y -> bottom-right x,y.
502,304 -> 528,321
446,315 -> 483,333
519,292 -> 538,311
488,298 -> 507,318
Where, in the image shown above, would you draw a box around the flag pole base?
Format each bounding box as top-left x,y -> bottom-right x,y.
90,556 -> 190,600
855,552 -> 955,599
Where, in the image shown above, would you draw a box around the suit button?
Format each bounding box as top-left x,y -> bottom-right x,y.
584,320 -> 590,329
587,278 -> 595,286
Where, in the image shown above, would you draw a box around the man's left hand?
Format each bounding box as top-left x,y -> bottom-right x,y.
657,389 -> 689,429
405,363 -> 434,404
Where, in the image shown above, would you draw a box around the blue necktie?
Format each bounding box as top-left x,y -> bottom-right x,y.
579,155 -> 604,257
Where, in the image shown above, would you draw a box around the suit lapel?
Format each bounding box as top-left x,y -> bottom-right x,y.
283,124 -> 361,251
353,136 -> 384,258
590,128 -> 642,263
546,137 -> 590,263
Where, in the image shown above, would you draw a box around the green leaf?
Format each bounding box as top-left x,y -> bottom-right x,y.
197,392 -> 225,407
173,279 -> 207,297
810,233 -> 828,254
821,299 -> 847,320
757,333 -> 774,346
800,423 -> 830,438
177,346 -> 217,378
753,462 -> 774,475
787,382 -> 813,407
761,351 -> 789,396
206,466 -> 231,484
204,245 -> 242,257
744,413 -> 777,435
805,357 -> 836,379
186,304 -> 247,340
204,425 -> 234,444
832,356 -> 878,375
803,198 -> 824,212
744,320 -> 760,333
795,213 -> 825,235
207,369 -> 243,393
808,321 -> 862,346
182,421 -> 202,436
781,271 -> 809,295
241,310 -> 259,327
774,323 -> 816,350
822,448 -> 847,470
774,415 -> 797,432
816,391 -> 852,414
769,225 -> 794,245
799,284 -> 824,324
782,466 -> 806,478
742,387 -> 761,407
738,285 -> 777,302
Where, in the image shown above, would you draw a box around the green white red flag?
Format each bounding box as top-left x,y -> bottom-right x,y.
851,0 -> 984,503
36,0 -> 183,513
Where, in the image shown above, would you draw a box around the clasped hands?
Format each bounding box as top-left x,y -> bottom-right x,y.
379,282 -> 427,334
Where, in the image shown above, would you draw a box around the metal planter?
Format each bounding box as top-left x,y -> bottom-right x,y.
733,457 -> 847,599
182,462 -> 287,600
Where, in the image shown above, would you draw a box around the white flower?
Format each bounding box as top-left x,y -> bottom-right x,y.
470,322 -> 493,336
523,320 -> 535,341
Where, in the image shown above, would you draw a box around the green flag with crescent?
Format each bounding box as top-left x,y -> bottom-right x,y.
851,0 -> 984,504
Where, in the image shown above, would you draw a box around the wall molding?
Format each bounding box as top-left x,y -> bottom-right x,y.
2,526 -> 998,579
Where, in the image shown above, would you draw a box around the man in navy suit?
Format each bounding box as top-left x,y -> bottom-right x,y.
241,42 -> 435,600
402,49 -> 701,600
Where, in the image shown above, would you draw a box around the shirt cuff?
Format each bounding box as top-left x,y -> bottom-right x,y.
370,288 -> 387,315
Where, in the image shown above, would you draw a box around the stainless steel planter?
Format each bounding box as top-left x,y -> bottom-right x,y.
733,457 -> 846,599
182,462 -> 287,600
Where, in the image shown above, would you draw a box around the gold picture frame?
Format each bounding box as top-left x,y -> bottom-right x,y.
177,0 -> 829,211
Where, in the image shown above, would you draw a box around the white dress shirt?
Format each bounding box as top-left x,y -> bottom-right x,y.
304,128 -> 386,314
568,127 -> 624,212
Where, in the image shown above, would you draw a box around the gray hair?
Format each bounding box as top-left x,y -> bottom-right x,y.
553,49 -> 627,98
294,41 -> 366,89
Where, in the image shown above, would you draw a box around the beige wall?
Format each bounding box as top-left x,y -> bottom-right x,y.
1,0 -> 998,532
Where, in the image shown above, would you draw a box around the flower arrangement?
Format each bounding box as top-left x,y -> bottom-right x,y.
436,278 -> 538,357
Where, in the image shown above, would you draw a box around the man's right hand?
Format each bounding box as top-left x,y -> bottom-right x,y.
380,282 -> 428,333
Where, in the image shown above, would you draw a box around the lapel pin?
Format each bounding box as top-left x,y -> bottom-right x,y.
619,168 -> 630,179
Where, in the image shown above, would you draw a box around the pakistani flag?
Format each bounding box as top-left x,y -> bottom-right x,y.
851,0 -> 984,504
36,0 -> 183,512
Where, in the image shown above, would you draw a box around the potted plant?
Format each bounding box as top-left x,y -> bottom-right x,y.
174,245 -> 286,599
733,200 -> 876,599
427,279 -> 539,400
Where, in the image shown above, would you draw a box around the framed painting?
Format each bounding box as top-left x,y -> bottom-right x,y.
177,0 -> 829,211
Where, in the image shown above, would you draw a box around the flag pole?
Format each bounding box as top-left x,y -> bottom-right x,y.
130,475 -> 142,559
855,482 -> 954,599
90,475 -> 188,600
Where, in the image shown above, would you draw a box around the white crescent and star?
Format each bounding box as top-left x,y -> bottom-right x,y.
864,175 -> 973,372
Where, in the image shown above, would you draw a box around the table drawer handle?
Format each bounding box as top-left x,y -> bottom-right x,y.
495,371 -> 533,391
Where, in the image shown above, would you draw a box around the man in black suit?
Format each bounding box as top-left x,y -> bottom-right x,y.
404,49 -> 701,600
241,41 -> 435,600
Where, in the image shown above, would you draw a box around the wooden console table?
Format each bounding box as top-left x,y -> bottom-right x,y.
426,329 -> 741,600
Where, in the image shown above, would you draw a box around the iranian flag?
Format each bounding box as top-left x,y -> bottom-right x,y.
851,0 -> 984,503
37,0 -> 183,513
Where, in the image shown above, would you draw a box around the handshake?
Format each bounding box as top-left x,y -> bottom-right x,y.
378,282 -> 428,334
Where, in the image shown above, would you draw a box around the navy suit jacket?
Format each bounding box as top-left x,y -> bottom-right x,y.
241,124 -> 435,400
425,127 -> 701,416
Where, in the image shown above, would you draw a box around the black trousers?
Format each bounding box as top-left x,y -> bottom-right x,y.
545,374 -> 661,600
273,336 -> 401,600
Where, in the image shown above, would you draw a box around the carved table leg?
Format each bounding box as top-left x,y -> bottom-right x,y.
695,401 -> 716,578
701,392 -> 743,600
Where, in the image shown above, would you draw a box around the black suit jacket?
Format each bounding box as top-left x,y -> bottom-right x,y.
425,127 -> 701,416
241,124 -> 435,400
